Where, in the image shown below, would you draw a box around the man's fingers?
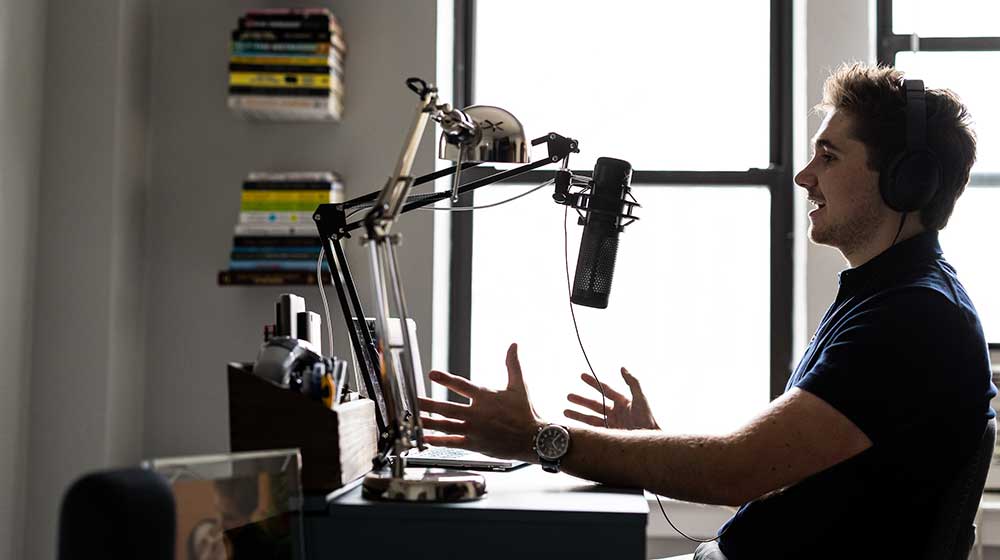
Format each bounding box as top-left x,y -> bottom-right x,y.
428,370 -> 483,400
421,434 -> 469,448
563,408 -> 608,427
567,393 -> 611,415
418,397 -> 473,420
581,373 -> 627,403
505,342 -> 525,390
621,367 -> 644,394
420,415 -> 468,434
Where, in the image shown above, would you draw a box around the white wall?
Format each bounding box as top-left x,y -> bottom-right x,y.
142,0 -> 440,457
0,0 -> 47,558
22,2 -> 152,558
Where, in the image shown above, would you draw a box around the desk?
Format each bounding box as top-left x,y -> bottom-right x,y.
304,465 -> 649,559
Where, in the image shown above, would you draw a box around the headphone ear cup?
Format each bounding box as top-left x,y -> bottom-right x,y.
880,150 -> 942,212
880,152 -> 907,211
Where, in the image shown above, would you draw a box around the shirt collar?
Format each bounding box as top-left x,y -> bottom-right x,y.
837,230 -> 943,294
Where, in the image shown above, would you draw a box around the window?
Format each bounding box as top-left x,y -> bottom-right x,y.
447,1 -> 793,434
878,1 -> 1000,344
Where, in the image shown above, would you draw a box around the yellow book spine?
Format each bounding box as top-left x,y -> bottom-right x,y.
229,72 -> 331,88
230,55 -> 334,66
241,191 -> 337,203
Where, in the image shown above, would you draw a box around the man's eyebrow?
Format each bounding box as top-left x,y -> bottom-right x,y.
812,138 -> 841,153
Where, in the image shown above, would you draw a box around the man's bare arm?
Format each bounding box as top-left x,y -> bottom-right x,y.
419,344 -> 872,507
556,388 -> 872,506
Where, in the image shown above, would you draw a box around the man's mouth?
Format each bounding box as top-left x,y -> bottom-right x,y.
808,198 -> 826,217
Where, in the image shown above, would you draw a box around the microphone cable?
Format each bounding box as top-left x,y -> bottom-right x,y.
561,205 -> 725,545
419,179 -> 554,211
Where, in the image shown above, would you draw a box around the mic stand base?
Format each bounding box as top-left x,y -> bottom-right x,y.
361,467 -> 486,502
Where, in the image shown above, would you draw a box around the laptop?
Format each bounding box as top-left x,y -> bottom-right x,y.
361,317 -> 527,472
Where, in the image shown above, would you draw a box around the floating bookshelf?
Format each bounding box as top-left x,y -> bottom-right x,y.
228,7 -> 347,122
218,170 -> 344,287
218,269 -> 332,286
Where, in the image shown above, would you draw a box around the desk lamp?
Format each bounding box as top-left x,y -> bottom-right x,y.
313,77 -> 632,502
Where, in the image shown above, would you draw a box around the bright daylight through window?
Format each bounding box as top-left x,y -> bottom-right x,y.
468,0 -> 773,434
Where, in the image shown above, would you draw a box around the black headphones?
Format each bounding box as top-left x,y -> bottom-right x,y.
879,79 -> 943,212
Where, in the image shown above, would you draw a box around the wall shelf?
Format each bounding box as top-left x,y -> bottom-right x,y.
218,269 -> 331,286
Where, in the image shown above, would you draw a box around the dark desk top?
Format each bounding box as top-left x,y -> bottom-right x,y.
304,466 -> 649,559
317,465 -> 648,523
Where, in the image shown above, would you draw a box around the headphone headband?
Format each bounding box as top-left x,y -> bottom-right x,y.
904,79 -> 927,153
879,77 -> 941,213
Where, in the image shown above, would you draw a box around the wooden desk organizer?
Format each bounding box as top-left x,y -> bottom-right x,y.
227,363 -> 378,492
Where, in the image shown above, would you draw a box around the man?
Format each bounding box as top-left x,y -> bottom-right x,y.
417,63 -> 995,558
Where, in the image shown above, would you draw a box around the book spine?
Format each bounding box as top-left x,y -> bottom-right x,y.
231,41 -> 331,54
227,96 -> 343,120
232,29 -> 332,43
238,211 -> 313,225
245,171 -> 336,181
228,260 -> 328,271
241,190 -> 341,203
241,180 -> 339,190
233,235 -> 322,247
241,200 -> 326,212
239,16 -> 334,32
229,54 -> 337,67
229,72 -> 331,88
228,63 -> 337,76
228,86 -> 333,97
231,251 -> 320,261
234,224 -> 320,236
231,245 -> 322,253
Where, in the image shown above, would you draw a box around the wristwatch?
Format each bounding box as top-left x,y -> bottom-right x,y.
533,424 -> 571,473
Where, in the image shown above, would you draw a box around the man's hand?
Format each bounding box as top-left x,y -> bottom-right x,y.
418,343 -> 543,463
564,368 -> 660,430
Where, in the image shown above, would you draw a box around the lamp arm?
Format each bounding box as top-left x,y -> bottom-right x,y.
343,132 -> 580,235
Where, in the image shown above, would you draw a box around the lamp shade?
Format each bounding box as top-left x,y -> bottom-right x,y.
438,105 -> 530,164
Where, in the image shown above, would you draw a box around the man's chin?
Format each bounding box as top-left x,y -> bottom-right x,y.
808,226 -> 836,248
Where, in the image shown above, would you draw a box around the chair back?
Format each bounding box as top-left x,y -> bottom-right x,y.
923,417 -> 996,560
58,468 -> 176,560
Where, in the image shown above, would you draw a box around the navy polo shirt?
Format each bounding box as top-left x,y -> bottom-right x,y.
718,231 -> 996,559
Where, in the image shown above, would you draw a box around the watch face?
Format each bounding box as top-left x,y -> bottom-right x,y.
536,425 -> 570,461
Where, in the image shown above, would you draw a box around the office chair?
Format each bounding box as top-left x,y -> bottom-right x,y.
58,467 -> 176,560
922,417 -> 996,560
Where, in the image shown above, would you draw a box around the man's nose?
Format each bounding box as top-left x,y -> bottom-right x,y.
794,165 -> 815,189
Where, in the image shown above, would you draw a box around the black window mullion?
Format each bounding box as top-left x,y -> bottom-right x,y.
458,169 -> 784,187
447,0 -> 476,403
770,0 -> 795,398
878,0 -> 1000,63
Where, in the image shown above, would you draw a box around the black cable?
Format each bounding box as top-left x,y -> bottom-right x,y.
562,205 -> 725,544
562,205 -> 610,427
891,212 -> 907,247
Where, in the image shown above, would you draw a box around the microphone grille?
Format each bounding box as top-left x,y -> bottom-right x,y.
571,229 -> 619,308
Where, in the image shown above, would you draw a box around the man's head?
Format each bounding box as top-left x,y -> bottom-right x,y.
795,63 -> 976,263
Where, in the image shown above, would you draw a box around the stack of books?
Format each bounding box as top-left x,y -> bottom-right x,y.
219,171 -> 344,285
228,8 -> 346,122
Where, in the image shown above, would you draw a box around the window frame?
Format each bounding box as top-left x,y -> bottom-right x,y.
447,0 -> 795,400
876,0 -> 1000,350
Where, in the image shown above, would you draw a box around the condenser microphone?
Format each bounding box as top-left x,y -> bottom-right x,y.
571,157 -> 632,309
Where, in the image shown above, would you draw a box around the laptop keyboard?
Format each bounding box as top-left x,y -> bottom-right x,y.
409,447 -> 471,459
